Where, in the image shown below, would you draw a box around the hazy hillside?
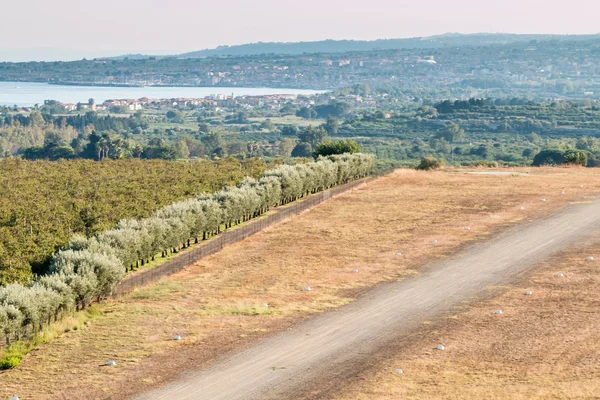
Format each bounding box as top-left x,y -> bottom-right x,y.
178,33 -> 600,58
104,33 -> 600,60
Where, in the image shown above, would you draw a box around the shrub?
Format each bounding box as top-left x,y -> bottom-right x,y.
291,143 -> 313,158
563,149 -> 587,166
416,156 -> 444,170
532,150 -> 565,166
0,341 -> 28,370
313,140 -> 360,157
0,355 -> 21,369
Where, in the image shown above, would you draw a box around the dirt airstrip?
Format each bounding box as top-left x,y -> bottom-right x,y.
2,168 -> 600,399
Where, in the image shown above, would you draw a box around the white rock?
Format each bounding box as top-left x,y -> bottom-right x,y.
352,269 -> 359,273
107,360 -> 117,366
261,303 -> 269,308
556,273 -> 564,278
525,291 -> 533,295
395,251 -> 402,257
495,310 -> 503,315
432,240 -> 438,244
541,198 -> 546,202
304,286 -> 311,291
174,335 -> 182,341
561,191 -> 566,195
520,206 -> 525,211
436,344 -> 445,351
587,256 -> 594,261
11,397 -> 19,400
465,227 -> 471,231
395,368 -> 404,374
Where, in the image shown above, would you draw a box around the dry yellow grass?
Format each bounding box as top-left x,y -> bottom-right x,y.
328,236 -> 600,400
2,167 -> 600,399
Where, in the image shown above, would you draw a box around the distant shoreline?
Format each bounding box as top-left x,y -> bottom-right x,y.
0,81 -> 328,107
0,79 -> 331,91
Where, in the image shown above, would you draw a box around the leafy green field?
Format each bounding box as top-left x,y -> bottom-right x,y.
0,157 -> 267,284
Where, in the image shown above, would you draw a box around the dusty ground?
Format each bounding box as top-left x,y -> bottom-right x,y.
138,190 -> 600,399
1,167 -> 600,399
326,235 -> 600,400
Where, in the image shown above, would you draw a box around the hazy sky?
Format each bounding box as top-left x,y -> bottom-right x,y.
1,0 -> 599,61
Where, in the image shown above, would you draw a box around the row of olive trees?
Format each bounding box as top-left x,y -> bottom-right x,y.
0,153 -> 374,343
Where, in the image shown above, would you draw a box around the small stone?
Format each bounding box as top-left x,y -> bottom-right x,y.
395,368 -> 404,374
561,191 -> 566,195
436,344 -> 445,351
587,256 -> 594,261
556,273 -> 564,278
395,251 -> 402,257
465,227 -> 471,231
495,310 -> 503,315
432,240 -> 438,244
11,397 -> 19,400
304,286 -> 311,291
525,291 -> 533,295
352,269 -> 359,273
107,360 -> 117,366
541,198 -> 546,202
520,206 -> 525,211
174,335 -> 182,341
84,321 -> 91,327
261,303 -> 269,308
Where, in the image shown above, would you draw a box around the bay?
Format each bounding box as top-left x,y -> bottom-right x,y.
0,82 -> 325,107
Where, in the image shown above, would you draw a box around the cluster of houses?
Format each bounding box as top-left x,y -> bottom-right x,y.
58,93 -> 310,113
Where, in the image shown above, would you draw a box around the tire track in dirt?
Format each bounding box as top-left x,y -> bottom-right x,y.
136,198 -> 600,400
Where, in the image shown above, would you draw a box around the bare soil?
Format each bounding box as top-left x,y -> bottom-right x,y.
138,192 -> 600,400
325,235 -> 600,400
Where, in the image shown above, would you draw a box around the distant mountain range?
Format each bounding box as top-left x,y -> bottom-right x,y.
108,33 -> 600,60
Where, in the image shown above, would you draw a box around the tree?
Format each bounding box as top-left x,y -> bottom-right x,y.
313,101 -> 350,119
296,107 -> 317,120
532,150 -> 565,166
291,143 -> 313,158
260,119 -> 275,131
278,138 -> 296,157
281,125 -> 299,136
416,156 -> 444,170
563,149 -> 587,166
322,116 -> 340,135
313,140 -> 360,157
434,122 -> 466,143
298,126 -> 327,148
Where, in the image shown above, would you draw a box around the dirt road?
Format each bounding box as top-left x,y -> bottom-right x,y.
137,198 -> 600,400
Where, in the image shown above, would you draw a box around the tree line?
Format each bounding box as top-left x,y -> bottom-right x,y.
0,153 -> 374,359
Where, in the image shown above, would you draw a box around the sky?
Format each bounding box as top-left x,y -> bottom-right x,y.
1,0 -> 599,62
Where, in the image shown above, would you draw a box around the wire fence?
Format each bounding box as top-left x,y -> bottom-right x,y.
113,177 -> 373,296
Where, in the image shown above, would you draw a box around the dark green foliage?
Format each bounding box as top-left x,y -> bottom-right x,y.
563,149 -> 588,166
314,140 -> 360,157
532,150 -> 566,166
291,143 -> 313,158
298,126 -> 327,148
416,156 -> 444,170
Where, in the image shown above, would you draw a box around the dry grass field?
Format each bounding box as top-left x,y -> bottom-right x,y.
328,236 -> 600,400
2,167 -> 600,399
